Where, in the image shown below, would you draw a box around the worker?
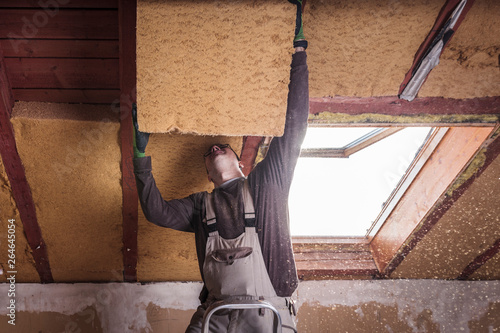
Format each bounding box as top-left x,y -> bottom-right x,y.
132,1 -> 308,331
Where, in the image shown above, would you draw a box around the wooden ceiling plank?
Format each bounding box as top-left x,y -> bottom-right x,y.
458,238 -> 500,280
309,96 -> 500,117
398,0 -> 476,95
5,58 -> 119,89
119,0 -> 138,282
12,88 -> 120,104
0,0 -> 118,8
0,39 -> 119,58
297,260 -> 379,279
0,9 -> 118,40
0,51 -> 53,283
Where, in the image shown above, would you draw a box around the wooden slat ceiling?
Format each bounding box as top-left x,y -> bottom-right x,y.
0,0 -> 119,104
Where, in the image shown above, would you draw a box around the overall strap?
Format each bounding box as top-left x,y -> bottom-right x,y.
204,179 -> 256,234
242,180 -> 256,228
204,190 -> 218,235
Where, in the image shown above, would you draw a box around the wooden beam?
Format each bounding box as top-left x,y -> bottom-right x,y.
0,50 -> 53,283
240,136 -> 263,176
5,58 -> 119,89
398,0 -> 476,95
0,9 -> 118,40
1,39 -> 119,58
309,96 -> 500,117
458,238 -> 500,280
371,126 -> 497,276
296,261 -> 379,280
119,0 -> 138,282
12,88 -> 120,104
0,50 -> 13,113
293,237 -> 378,279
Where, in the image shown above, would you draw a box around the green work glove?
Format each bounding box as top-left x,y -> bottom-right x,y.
288,0 -> 308,49
132,104 -> 150,158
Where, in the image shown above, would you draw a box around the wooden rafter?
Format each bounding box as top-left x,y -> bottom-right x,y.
240,136 -> 264,176
309,96 -> 500,117
242,95 -> 499,177
0,50 -> 53,283
119,0 -> 138,282
458,238 -> 500,280
398,0 -> 476,96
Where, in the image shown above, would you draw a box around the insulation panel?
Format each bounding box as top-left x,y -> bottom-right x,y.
136,0 -> 295,135
11,102 -> 123,282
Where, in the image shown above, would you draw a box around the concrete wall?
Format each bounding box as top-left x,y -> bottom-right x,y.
1,280 -> 499,332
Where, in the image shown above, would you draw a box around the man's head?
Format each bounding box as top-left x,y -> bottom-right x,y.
204,144 -> 244,186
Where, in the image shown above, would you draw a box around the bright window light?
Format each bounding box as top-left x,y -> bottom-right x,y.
289,127 -> 432,237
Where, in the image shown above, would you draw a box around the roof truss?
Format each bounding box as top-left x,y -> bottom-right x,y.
0,50 -> 53,283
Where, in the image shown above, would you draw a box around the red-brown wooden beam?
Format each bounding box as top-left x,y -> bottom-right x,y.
0,50 -> 53,283
119,0 -> 138,282
398,0 -> 476,95
458,238 -> 500,280
0,50 -> 13,114
382,127 -> 500,277
240,136 -> 264,176
309,96 -> 500,117
241,95 -> 500,175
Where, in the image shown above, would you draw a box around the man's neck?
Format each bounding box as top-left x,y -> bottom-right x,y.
212,170 -> 245,188
217,177 -> 244,188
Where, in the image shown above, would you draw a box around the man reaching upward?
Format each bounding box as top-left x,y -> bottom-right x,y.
133,1 -> 308,331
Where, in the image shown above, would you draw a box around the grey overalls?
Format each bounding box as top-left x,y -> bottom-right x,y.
186,180 -> 297,333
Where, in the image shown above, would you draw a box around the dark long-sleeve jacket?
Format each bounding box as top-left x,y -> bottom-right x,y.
134,52 -> 309,302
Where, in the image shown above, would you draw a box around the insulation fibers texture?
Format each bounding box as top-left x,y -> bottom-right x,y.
137,0 -> 295,135
11,103 -> 123,282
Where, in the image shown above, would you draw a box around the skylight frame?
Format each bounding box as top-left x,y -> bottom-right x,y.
290,123 -> 497,280
365,127 -> 448,237
299,127 -> 403,158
